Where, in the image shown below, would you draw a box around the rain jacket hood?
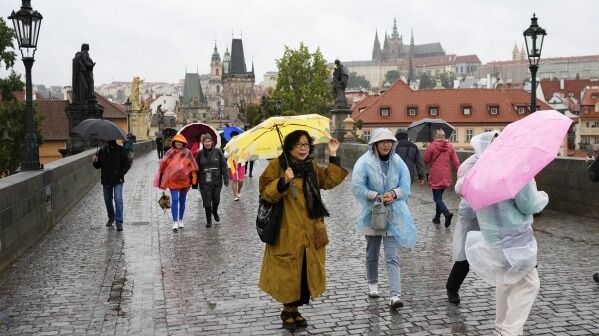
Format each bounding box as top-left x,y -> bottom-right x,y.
368,128 -> 398,157
395,128 -> 408,141
171,134 -> 188,147
455,131 -> 499,195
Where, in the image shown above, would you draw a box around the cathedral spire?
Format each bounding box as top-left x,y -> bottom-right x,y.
211,41 -> 221,62
372,29 -> 381,61
391,18 -> 399,39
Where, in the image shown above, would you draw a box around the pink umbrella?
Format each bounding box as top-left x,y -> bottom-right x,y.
461,110 -> 572,210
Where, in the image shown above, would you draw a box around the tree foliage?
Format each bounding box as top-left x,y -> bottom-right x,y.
0,18 -> 42,176
418,72 -> 435,89
384,70 -> 400,86
439,72 -> 456,89
272,43 -> 331,116
348,72 -> 371,90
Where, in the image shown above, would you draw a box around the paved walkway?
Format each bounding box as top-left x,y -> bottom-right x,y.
0,151 -> 598,335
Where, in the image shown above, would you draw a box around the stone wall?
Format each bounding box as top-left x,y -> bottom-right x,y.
316,143 -> 599,220
0,140 -> 155,271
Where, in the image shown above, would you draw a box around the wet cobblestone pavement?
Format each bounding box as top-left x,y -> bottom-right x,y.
1,152 -> 598,335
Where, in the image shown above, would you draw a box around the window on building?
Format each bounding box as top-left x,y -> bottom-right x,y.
359,107 -> 366,113
407,106 -> 417,116
462,106 -> 472,115
484,128 -> 493,133
380,107 -> 390,117
363,130 -> 372,142
428,106 -> 439,116
216,85 -> 220,94
449,130 -> 457,142
465,129 -> 474,142
517,106 -> 526,114
592,94 -> 598,100
488,105 -> 499,115
582,137 -> 591,145
216,69 -> 219,76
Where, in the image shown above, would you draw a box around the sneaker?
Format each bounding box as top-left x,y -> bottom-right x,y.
172,221 -> 178,231
444,213 -> 454,228
116,226 -> 123,232
178,219 -> 184,228
447,290 -> 460,304
432,216 -> 441,224
367,284 -> 380,298
106,219 -> 114,227
233,196 -> 240,201
389,295 -> 403,309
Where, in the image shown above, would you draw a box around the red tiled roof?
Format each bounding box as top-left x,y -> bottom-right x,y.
581,87 -> 599,106
37,100 -> 69,141
455,54 -> 481,64
10,91 -> 46,102
95,93 -> 127,119
540,79 -> 593,101
352,80 -> 551,126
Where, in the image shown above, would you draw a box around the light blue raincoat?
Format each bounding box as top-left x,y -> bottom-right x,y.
465,165 -> 548,285
351,128 -> 417,248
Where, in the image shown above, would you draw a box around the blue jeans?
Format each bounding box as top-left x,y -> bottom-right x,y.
432,188 -> 449,217
366,235 -> 401,296
170,188 -> 188,221
102,184 -> 124,227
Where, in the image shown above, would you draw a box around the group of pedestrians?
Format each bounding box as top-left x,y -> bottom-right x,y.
92,126 -> 560,335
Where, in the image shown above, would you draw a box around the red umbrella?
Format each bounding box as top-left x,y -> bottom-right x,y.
178,123 -> 220,153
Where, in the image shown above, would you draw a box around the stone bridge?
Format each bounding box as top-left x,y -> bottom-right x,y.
0,151 -> 598,335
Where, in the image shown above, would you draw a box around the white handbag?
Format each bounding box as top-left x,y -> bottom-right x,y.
370,199 -> 389,231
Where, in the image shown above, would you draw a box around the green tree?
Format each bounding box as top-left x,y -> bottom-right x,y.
0,18 -> 42,176
384,70 -> 400,86
348,72 -> 371,90
439,72 -> 456,89
418,72 -> 435,89
272,43 -> 331,116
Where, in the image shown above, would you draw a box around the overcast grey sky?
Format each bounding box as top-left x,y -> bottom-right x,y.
2,0 -> 598,86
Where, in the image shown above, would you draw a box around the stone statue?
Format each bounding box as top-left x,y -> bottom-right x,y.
130,77 -> 144,111
331,59 -> 349,109
72,43 -> 96,104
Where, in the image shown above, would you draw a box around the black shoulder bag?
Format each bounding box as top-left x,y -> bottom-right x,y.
256,196 -> 283,244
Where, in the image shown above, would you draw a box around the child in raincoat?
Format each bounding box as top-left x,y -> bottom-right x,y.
153,134 -> 199,231
351,128 -> 417,309
465,169 -> 548,335
446,131 -> 499,305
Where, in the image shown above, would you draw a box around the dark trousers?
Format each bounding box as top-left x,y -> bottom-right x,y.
446,260 -> 470,293
157,147 -> 164,159
244,160 -> 255,176
432,188 -> 450,217
284,251 -> 310,307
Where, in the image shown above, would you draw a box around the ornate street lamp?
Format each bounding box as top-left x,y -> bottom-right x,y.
9,0 -> 43,170
124,98 -> 132,133
523,13 -> 546,113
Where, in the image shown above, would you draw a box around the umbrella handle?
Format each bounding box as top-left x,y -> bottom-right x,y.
275,125 -> 298,199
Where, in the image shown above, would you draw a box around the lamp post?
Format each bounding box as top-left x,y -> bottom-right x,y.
124,98 -> 132,133
9,0 -> 43,171
523,13 -> 546,113
275,98 -> 282,116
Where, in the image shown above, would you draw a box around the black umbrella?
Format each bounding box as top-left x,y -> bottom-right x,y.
71,118 -> 126,141
162,128 -> 177,138
407,118 -> 455,142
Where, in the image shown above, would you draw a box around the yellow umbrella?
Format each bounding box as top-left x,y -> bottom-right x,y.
223,114 -> 331,170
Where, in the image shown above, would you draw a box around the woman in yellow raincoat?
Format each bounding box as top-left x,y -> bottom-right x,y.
258,130 -> 348,331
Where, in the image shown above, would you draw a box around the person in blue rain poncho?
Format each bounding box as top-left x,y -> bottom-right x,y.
351,128 -> 417,309
446,131 -> 499,305
464,150 -> 548,336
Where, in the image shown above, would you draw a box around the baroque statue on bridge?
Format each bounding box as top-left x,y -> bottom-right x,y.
72,43 -> 96,105
331,59 -> 349,110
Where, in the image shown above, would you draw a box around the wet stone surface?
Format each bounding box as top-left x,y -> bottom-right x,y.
0,152 -> 598,335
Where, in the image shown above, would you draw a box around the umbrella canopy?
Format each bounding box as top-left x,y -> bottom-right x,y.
461,110 -> 572,210
223,126 -> 244,142
223,114 -> 331,168
71,118 -> 126,141
407,118 -> 455,142
178,123 -> 220,149
161,128 -> 177,138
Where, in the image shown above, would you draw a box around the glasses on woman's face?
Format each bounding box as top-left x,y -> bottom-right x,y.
294,143 -> 310,149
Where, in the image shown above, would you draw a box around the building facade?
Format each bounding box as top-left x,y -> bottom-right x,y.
221,38 -> 255,128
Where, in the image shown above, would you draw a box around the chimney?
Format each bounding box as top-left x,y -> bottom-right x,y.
63,86 -> 72,101
487,74 -> 491,89
560,79 -> 564,90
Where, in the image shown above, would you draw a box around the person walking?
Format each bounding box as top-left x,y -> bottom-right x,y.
153,134 -> 198,231
93,140 -> 131,231
395,128 -> 425,185
195,134 -> 228,227
351,128 -> 417,309
244,160 -> 255,177
155,136 -> 164,159
229,160 -> 245,201
465,180 -> 547,335
424,128 -> 460,227
259,131 -> 347,331
446,131 -> 499,304
123,133 -> 136,163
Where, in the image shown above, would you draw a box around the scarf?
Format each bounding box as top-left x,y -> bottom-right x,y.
279,154 -> 329,219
